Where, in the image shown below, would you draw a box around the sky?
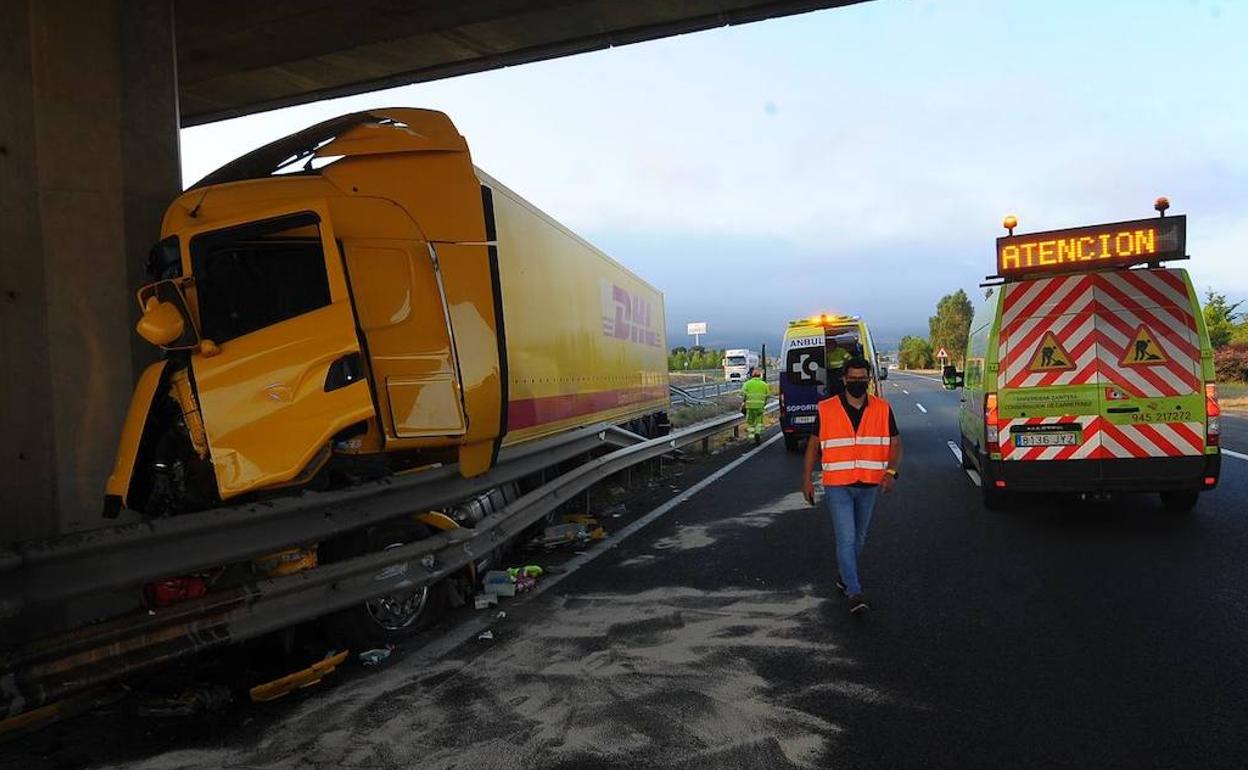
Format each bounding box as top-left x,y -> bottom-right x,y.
181,0 -> 1248,352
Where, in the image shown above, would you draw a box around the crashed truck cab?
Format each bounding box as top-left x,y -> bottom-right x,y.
105,109 -> 507,517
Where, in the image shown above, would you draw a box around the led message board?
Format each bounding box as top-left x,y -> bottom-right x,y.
995,216 -> 1185,278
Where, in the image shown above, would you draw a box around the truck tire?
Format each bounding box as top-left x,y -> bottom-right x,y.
320,519 -> 447,651
784,434 -> 802,453
1160,490 -> 1198,514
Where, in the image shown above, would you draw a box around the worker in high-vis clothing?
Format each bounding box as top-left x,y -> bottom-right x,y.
819,338 -> 853,397
801,357 -> 902,615
740,367 -> 770,445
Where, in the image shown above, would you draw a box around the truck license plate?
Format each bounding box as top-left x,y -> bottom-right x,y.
1014,432 -> 1078,447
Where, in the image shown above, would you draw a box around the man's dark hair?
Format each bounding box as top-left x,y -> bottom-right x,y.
844,357 -> 872,375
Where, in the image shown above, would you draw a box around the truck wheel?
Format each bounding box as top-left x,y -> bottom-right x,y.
1159,491 -> 1198,514
320,519 -> 447,651
783,434 -> 802,453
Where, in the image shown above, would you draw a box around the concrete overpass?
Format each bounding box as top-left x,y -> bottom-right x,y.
1,0 -> 868,540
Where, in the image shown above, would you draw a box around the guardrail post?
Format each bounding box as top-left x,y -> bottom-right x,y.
733,425 -> 739,439
701,437 -> 710,454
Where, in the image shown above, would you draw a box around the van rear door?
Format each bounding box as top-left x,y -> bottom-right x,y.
1092,268 -> 1206,460
998,273 -> 1105,464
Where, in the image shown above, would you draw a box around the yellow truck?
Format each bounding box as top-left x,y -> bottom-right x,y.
107,108 -> 670,519
67,108 -> 669,652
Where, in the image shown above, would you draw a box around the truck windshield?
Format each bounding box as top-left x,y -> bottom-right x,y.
725,356 -> 747,366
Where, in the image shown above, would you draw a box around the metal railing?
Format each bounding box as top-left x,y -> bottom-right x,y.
0,408 -> 756,716
670,371 -> 778,405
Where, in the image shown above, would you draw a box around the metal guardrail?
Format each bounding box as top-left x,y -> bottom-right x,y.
0,422 -> 635,623
670,371 -> 778,405
0,409 -> 755,716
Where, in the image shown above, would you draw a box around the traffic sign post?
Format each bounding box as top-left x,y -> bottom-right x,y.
936,347 -> 950,363
687,322 -> 707,348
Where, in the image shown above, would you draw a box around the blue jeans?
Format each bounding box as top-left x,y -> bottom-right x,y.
824,485 -> 880,596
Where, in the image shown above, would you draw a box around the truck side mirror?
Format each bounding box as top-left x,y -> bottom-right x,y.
135,279 -> 200,350
941,364 -> 964,390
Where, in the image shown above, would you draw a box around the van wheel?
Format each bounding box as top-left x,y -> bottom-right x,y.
1160,491 -> 1198,514
784,434 -> 802,453
320,519 -> 447,651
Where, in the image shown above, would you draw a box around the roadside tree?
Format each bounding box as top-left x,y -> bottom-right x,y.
929,290 -> 973,366
899,335 -> 934,369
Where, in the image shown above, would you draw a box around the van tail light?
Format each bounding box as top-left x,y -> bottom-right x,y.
1206,383 -> 1220,447
985,393 -> 1001,455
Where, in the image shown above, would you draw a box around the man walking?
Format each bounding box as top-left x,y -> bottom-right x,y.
801,358 -> 902,614
740,367 -> 770,445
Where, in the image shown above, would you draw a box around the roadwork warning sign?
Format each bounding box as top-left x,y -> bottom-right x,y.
1027,332 -> 1075,372
1121,325 -> 1167,366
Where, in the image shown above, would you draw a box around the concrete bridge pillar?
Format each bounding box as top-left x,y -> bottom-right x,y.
1,0 -> 181,540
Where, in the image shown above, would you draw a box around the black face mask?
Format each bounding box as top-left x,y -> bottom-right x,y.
845,381 -> 869,398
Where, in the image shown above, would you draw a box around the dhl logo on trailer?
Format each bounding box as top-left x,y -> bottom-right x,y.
991,208 -> 1210,463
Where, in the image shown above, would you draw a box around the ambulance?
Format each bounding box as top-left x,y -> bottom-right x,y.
952,201 -> 1221,512
779,314 -> 880,452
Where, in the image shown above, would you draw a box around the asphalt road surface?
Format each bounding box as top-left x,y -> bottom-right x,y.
6,376 -> 1247,769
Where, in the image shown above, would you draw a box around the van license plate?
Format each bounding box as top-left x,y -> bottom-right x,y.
1015,432 -> 1078,447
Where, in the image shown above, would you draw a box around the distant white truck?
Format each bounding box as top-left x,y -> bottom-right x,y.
722,348 -> 760,382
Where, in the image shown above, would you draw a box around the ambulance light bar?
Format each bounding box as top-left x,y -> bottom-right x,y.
993,215 -> 1186,280
789,314 -> 859,327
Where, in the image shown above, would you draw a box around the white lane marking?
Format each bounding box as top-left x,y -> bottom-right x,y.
1224,448 -> 1248,462
902,389 -> 910,395
948,439 -> 982,487
407,431 -> 786,661
892,371 -> 942,383
915,403 -> 928,413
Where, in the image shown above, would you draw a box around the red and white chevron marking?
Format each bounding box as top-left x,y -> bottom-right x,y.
1098,419 -> 1206,458
999,269 -> 1200,398
1001,274 -> 1099,390
1094,270 -> 1200,398
1001,416 -> 1206,461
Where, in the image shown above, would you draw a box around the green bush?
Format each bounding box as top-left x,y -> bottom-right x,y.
1214,343 -> 1248,383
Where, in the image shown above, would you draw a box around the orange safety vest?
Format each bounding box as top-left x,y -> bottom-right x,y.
818,395 -> 893,486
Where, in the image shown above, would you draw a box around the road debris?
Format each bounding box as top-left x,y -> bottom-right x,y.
358,647 -> 393,667
135,685 -> 233,718
477,630 -> 494,641
474,593 -> 499,609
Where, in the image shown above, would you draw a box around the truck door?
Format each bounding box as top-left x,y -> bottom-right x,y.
997,273 -> 1105,463
1091,269 -> 1206,460
342,241 -> 467,440
186,206 -> 375,500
